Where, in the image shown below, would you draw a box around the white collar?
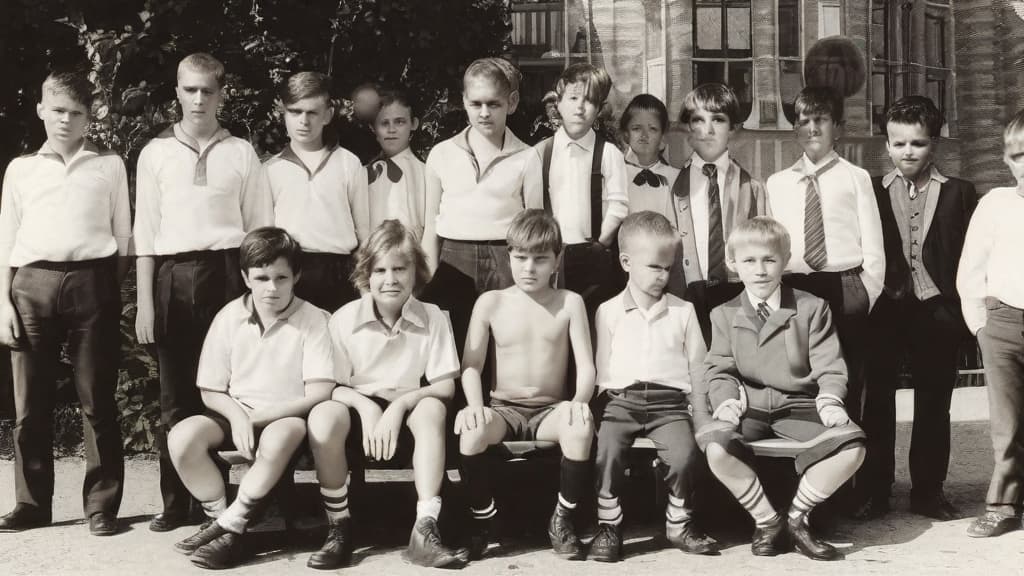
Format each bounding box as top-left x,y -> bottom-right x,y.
746,285 -> 782,311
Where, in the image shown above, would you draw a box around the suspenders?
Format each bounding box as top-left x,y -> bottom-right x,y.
541,135 -> 606,242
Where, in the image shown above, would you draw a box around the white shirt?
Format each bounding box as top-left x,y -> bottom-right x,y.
134,124 -> 273,256
624,148 -> 680,217
367,147 -> 426,240
688,152 -> 732,279
196,295 -> 334,413
265,143 -> 369,254
542,128 -> 629,244
595,286 -> 708,392
0,140 -> 131,267
766,151 -> 885,308
745,285 -> 782,314
957,187 -> 1024,334
330,294 -> 460,397
427,127 -> 543,240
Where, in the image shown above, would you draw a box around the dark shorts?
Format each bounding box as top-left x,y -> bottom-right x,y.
200,411 -> 307,463
346,397 -> 417,466
295,252 -> 357,313
491,400 -> 559,442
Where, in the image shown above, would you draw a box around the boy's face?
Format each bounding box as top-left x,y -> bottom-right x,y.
886,122 -> 934,182
626,108 -> 664,162
509,247 -> 558,294
242,256 -> 297,316
352,88 -> 381,123
369,249 -> 414,312
687,105 -> 733,163
557,82 -> 600,140
374,102 -> 418,157
621,237 -> 675,302
463,77 -> 517,141
729,242 -> 787,302
283,96 -> 333,149
37,89 -> 89,148
176,68 -> 223,129
1004,134 -> 1024,187
796,111 -> 841,164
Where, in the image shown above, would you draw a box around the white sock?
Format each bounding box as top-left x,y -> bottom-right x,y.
201,495 -> 227,519
216,490 -> 257,534
597,496 -> 623,526
321,484 -> 350,524
416,496 -> 442,521
736,477 -> 779,527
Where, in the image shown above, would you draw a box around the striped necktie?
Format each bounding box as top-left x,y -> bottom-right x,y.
756,301 -> 772,324
798,156 -> 840,271
703,163 -> 727,283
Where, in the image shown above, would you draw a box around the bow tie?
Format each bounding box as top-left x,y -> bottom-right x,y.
633,168 -> 667,188
368,157 -> 403,184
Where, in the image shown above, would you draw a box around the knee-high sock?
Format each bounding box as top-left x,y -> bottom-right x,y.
736,477 -> 779,527
789,475 -> 829,523
321,484 -> 350,524
558,457 -> 588,513
462,453 -> 495,520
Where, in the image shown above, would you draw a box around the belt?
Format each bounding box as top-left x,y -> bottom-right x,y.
22,254 -> 117,272
441,237 -> 506,246
789,265 -> 863,277
161,248 -> 237,263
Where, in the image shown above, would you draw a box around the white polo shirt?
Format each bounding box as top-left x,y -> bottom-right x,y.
330,294 -> 460,397
367,147 -> 426,240
264,143 -> 369,254
0,140 -> 131,267
196,295 -> 334,412
133,124 -> 273,256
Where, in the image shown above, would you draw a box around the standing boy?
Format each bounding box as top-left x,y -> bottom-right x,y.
367,89 -> 427,239
0,71 -> 130,536
134,53 -> 274,532
455,209 -> 595,561
264,71 -> 368,313
589,211 -> 719,562
857,96 -> 976,520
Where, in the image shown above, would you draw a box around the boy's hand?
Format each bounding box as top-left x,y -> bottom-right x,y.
818,405 -> 850,428
454,406 -> 492,435
370,403 -> 406,461
356,402 -> 384,459
712,398 -> 744,426
229,414 -> 256,461
567,401 -> 592,427
0,299 -> 20,348
135,300 -> 156,344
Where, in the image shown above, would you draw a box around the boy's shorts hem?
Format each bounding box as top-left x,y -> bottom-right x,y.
200,411 -> 307,463
490,401 -> 559,441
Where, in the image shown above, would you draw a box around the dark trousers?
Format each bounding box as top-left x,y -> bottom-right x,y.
154,250 -> 244,515
977,300 -> 1024,512
295,252 -> 357,313
862,293 -> 963,499
10,256 -> 123,516
683,280 -> 745,347
561,242 -> 625,321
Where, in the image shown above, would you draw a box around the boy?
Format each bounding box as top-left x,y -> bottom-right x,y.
534,63 -> 628,318
134,52 -> 274,532
0,70 -> 130,536
421,57 -> 543,353
958,107 -> 1024,538
695,217 -> 866,561
337,81 -> 382,165
167,227 -> 335,569
455,209 -> 594,560
589,211 -> 718,562
766,86 -> 884,428
367,89 -> 426,239
264,71 -> 368,313
670,83 -> 767,344
858,96 -> 976,520
305,220 -> 464,569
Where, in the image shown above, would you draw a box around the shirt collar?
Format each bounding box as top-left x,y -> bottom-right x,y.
798,150 -> 840,173
354,293 -> 428,332
690,151 -> 731,175
882,164 -> 949,189
36,139 -> 100,164
170,122 -> 232,155
238,293 -> 303,328
278,141 -> 337,178
452,126 -> 529,156
554,127 -> 596,152
624,147 -> 668,169
745,285 -> 782,311
621,285 -> 668,318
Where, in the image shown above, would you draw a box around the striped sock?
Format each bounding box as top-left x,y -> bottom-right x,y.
321,484 -> 350,524
665,494 -> 692,532
416,496 -> 442,521
597,496 -> 623,526
736,477 -> 779,527
557,493 -> 577,514
200,495 -> 227,519
471,499 -> 497,521
217,489 -> 258,534
788,476 -> 829,523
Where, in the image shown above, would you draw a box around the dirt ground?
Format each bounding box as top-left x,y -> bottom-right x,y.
2,387 -> 1023,576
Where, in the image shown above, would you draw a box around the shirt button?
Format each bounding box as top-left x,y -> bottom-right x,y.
911,225 -> 919,231
911,255 -> 917,260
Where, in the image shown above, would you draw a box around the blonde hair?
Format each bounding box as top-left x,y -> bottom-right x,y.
178,53 -> 225,87
618,211 -> 677,253
463,57 -> 521,96
351,220 -> 430,295
726,216 -> 791,260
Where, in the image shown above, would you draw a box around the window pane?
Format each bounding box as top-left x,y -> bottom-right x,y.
727,61 -> 754,122
818,3 -> 841,38
871,4 -> 887,60
694,61 -> 726,86
925,12 -> 948,68
696,7 -> 723,51
779,0 -> 800,58
872,71 -> 888,135
780,60 -> 803,124
726,7 -> 750,51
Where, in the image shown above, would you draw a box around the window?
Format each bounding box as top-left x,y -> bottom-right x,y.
818,0 -> 842,38
692,0 -> 753,122
778,0 -> 802,125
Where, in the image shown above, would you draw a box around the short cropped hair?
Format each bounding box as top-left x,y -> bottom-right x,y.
41,70 -> 95,110
239,227 -> 303,276
620,93 -> 669,133
726,216 -> 791,261
1004,107 -> 1024,149
506,209 -> 563,256
178,53 -> 226,87
794,86 -> 844,124
680,83 -> 741,127
885,95 -> 942,139
463,57 -> 521,96
351,220 -> 430,295
378,88 -> 417,118
555,63 -> 612,105
618,211 -> 677,253
280,71 -> 331,106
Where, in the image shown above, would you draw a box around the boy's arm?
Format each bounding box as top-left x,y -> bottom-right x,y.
522,148 -> 544,210
248,380 -> 336,427
135,257 -> 156,344
593,302 -> 612,390
460,293 -> 494,409
598,147 -> 629,246
806,298 -> 848,401
422,151 -> 443,275
566,292 -> 595,404
683,304 -> 709,394
199,389 -> 256,459
383,305 -> 460,412
701,307 -> 742,413
957,197 -> 993,335
110,157 -> 132,284
854,168 -> 885,310
239,148 -> 274,231
348,154 -> 371,245
133,148 -> 161,345
0,163 -> 22,346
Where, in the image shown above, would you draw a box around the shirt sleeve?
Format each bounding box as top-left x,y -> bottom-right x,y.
600,146 -> 629,240
683,303 -> 708,394
196,311 -> 232,393
702,307 -> 742,412
132,146 -> 161,256
110,156 -> 132,256
0,159 -> 23,267
807,298 -> 848,399
522,147 -> 544,210
957,195 -> 994,335
328,313 -> 354,386
424,307 -> 460,383
302,309 -> 335,384
854,167 -> 885,310
347,152 -> 370,244
239,145 -> 274,231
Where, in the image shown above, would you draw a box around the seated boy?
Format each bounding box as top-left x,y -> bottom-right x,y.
367,89 -> 427,239
305,220 -> 465,569
166,227 -> 335,570
455,209 -> 595,560
589,211 -> 719,562
695,217 -> 866,561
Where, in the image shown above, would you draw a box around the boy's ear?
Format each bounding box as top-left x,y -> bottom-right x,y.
725,257 -> 736,273
293,270 -> 302,286
411,117 -> 420,131
35,102 -> 44,120
508,90 -> 520,114
240,269 -> 252,290
618,251 -> 631,273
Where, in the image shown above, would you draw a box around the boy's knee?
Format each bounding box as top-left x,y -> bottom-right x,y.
257,422 -> 306,459
412,397 -> 447,424
459,427 -> 489,455
308,401 -> 350,441
168,417 -> 206,461
561,419 -> 594,450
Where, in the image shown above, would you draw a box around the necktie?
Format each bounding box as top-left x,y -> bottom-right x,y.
703,163 -> 727,283
633,168 -> 666,188
798,157 -> 839,271
756,301 -> 772,324
368,157 -> 403,184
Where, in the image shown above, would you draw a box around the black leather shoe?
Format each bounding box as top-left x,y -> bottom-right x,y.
174,519 -> 222,555
191,531 -> 247,570
966,511 -> 1020,538
910,491 -> 959,521
851,495 -> 891,520
401,517 -> 465,568
666,522 -> 720,555
0,504 -> 51,532
788,515 -> 841,561
547,506 -> 584,560
149,510 -> 192,532
588,523 -> 622,562
89,512 -> 118,536
307,517 -> 352,570
467,514 -> 499,560
751,515 -> 787,556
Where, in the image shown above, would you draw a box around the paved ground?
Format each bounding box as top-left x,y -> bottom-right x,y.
2,387 -> 1024,576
